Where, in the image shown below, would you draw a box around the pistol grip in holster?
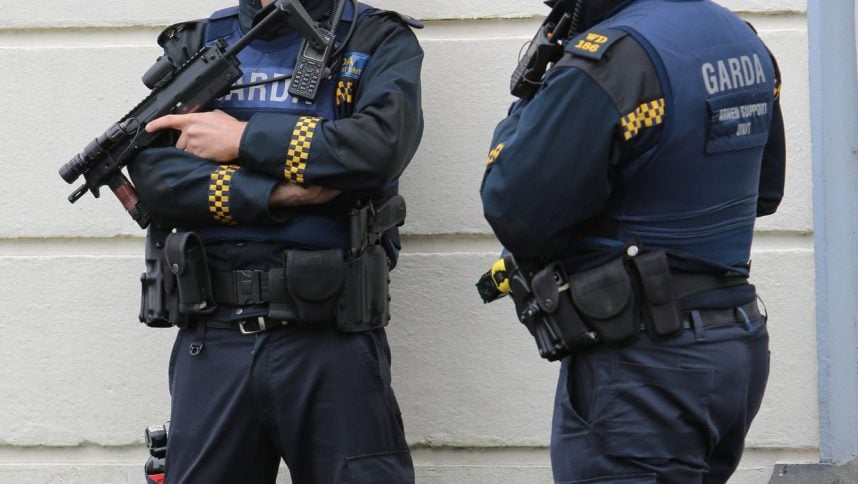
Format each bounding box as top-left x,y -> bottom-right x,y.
165,232 -> 216,315
508,259 -> 597,362
530,263 -> 598,361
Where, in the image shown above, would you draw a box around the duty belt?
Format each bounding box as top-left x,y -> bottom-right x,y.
669,270 -> 749,300
211,270 -> 279,305
205,316 -> 289,335
675,300 -> 762,331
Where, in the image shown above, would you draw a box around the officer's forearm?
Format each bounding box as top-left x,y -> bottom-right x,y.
268,181 -> 342,208
129,147 -> 290,226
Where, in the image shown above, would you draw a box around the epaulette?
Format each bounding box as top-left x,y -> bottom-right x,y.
157,20 -> 206,48
368,10 -> 424,29
565,28 -> 628,60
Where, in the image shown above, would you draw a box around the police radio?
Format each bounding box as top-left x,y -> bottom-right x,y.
510,1 -> 580,100
289,30 -> 335,100
510,13 -> 572,99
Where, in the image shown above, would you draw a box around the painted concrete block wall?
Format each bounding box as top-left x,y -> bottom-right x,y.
0,1 -> 814,482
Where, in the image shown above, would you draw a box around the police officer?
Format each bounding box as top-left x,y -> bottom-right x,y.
480,0 -> 784,482
128,0 -> 423,482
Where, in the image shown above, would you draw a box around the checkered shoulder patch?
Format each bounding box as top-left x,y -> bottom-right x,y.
285,116 -> 320,185
620,98 -> 666,141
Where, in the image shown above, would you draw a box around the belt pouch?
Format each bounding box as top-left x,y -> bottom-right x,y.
569,257 -> 638,347
530,263 -> 596,360
267,268 -> 298,322
139,229 -> 188,327
285,249 -> 345,326
337,245 -> 390,333
631,250 -> 682,340
165,232 -> 216,315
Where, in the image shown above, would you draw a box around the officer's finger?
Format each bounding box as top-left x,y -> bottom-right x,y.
175,132 -> 190,152
146,114 -> 188,133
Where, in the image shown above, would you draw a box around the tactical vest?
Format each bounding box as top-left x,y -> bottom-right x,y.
192,2 -> 384,250
580,0 -> 776,270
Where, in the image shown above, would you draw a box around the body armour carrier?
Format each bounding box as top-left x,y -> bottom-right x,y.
577,0 -> 777,269
191,2 -> 391,250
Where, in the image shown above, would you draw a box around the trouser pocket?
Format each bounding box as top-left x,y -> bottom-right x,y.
558,473 -> 656,484
602,360 -> 714,459
345,450 -> 414,484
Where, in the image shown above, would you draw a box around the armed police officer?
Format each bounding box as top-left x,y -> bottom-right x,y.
127,0 -> 423,482
480,0 -> 784,482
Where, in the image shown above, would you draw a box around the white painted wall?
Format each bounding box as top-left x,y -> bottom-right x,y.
0,1 -> 814,482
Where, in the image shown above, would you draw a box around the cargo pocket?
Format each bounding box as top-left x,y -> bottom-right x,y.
345,450 -> 414,484
601,360 -> 714,459
558,473 -> 656,484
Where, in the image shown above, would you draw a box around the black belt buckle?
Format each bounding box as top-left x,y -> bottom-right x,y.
239,316 -> 267,335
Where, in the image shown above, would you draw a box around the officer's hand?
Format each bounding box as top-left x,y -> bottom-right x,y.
145,110 -> 246,163
269,181 -> 342,208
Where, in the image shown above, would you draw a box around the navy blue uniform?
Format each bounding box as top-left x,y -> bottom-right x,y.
481,0 -> 784,482
129,3 -> 423,482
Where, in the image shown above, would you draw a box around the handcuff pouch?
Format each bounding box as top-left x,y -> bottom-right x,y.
164,232 -> 216,315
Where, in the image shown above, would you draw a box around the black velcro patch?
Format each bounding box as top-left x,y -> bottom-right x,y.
157,20 -> 205,47
565,29 -> 628,60
369,10 -> 424,29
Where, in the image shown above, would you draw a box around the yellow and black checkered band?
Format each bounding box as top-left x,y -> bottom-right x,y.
336,81 -> 355,107
209,165 -> 239,226
620,98 -> 666,141
486,143 -> 505,166
285,116 -> 319,185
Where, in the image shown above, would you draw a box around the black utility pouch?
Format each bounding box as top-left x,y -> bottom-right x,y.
337,244 -> 390,333
139,227 -> 192,328
631,250 -> 682,340
569,257 -> 638,347
285,249 -> 345,326
529,263 -> 597,361
164,232 -> 216,315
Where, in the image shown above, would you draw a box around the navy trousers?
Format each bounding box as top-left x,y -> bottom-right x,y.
551,316 -> 769,483
165,323 -> 414,484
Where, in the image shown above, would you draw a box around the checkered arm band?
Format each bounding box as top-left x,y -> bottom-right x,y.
209,165 -> 239,225
285,116 -> 320,185
620,98 -> 666,141
336,81 -> 355,107
486,143 -> 505,166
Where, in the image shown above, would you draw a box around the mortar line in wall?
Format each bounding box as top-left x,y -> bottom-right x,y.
0,445 -> 817,466
0,231 -> 816,257
0,12 -> 806,44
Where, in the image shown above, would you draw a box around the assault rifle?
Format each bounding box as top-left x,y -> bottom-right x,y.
58,0 -> 334,228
